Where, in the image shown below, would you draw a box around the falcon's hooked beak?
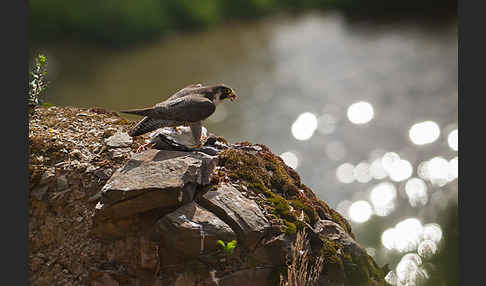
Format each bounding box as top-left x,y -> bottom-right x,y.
229,90 -> 238,102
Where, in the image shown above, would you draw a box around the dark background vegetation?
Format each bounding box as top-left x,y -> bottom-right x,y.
30,0 -> 457,47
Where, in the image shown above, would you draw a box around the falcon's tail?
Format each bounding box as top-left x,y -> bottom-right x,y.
120,107 -> 153,117
128,117 -> 160,136
128,117 -> 179,137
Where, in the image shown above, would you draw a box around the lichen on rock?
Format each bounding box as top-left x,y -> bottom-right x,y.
28,106 -> 390,286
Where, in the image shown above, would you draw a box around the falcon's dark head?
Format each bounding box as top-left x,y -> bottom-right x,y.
205,84 -> 238,104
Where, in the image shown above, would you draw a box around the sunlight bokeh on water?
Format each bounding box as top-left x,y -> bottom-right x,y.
348,200 -> 373,223
418,156 -> 457,187
291,112 -> 318,141
336,162 -> 355,184
370,182 -> 397,216
353,162 -> 372,183
347,101 -> 374,125
405,178 -> 428,207
448,129 -> 458,151
409,121 -> 441,145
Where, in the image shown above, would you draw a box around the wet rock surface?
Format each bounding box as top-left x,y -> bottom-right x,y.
29,106 -> 390,286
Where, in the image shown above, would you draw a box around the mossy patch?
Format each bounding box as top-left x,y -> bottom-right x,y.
321,239 -> 387,286
217,145 -> 388,285
283,220 -> 297,235
320,238 -> 345,269
217,147 -> 353,238
289,199 -> 304,210
319,238 -> 387,286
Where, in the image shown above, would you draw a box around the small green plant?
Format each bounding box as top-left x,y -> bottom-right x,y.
217,239 -> 237,254
29,54 -> 49,110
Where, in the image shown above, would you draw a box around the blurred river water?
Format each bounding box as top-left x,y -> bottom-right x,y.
35,11 -> 458,285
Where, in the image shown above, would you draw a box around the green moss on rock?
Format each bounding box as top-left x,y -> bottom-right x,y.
283,220 -> 297,235
217,147 -> 355,240
320,238 -> 344,267
215,142 -> 388,286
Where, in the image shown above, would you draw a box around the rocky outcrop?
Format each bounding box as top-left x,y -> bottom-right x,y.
29,106 -> 390,286
92,149 -> 218,237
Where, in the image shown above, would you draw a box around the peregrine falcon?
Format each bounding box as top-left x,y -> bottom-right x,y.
121,83 -> 237,151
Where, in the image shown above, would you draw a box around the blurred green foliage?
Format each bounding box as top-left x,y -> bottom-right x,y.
30,0 -> 456,47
